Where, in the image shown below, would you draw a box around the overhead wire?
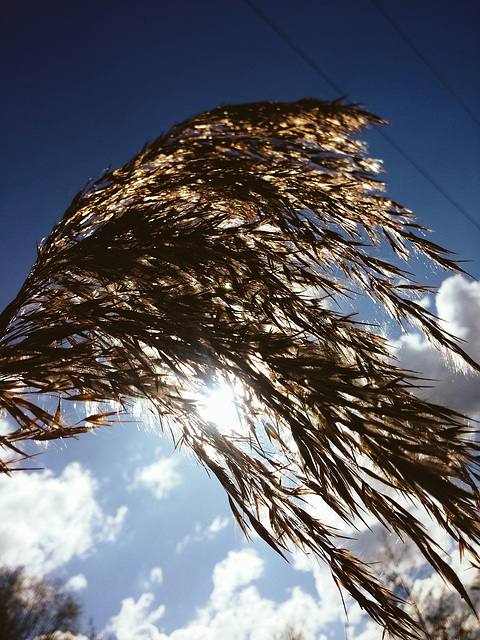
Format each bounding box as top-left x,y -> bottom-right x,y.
370,0 -> 480,130
242,0 -> 480,234
243,0 -> 344,97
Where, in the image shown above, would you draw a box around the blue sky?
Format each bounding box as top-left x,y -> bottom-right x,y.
1,1 -> 479,638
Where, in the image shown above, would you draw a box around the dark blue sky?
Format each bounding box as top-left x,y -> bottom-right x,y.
1,2 -> 479,638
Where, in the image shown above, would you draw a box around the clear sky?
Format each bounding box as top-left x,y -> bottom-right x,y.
1,1 -> 479,639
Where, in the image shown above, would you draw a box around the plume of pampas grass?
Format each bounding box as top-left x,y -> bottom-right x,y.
1,99 -> 479,638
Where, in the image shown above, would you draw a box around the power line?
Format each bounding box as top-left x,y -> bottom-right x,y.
374,128 -> 480,233
243,0 -> 344,97
242,0 -> 480,234
370,0 -> 480,129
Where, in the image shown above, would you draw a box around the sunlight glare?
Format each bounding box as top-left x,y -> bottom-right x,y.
200,384 -> 241,434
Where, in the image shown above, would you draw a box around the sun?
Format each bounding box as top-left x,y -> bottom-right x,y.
199,383 -> 241,434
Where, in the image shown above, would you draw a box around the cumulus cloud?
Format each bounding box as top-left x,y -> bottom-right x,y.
0,462 -> 127,574
210,549 -> 264,607
208,515 -> 230,534
176,515 -> 230,553
149,567 -> 164,585
65,573 -> 88,591
105,550 -> 329,640
144,566 -> 163,590
133,457 -> 181,499
436,275 -> 480,349
391,274 -> 480,415
104,592 -> 165,640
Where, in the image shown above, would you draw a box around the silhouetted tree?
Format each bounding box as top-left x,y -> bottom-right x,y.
1,99 -> 479,639
273,625 -> 306,640
0,567 -> 82,640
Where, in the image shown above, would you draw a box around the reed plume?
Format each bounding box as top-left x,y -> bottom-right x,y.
1,99 -> 479,638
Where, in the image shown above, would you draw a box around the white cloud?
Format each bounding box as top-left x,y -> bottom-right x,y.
65,573 -> 88,591
210,549 -> 264,608
436,275 -> 480,350
144,566 -> 163,590
177,583 -> 328,640
352,619 -> 383,640
0,417 -> 12,436
105,550 -> 329,640
133,457 -> 181,499
208,515 -> 230,534
292,551 -> 357,627
391,275 -> 480,414
0,462 -> 127,575
176,515 -> 230,553
0,418 -> 20,466
149,567 -> 163,585
104,592 -> 165,640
